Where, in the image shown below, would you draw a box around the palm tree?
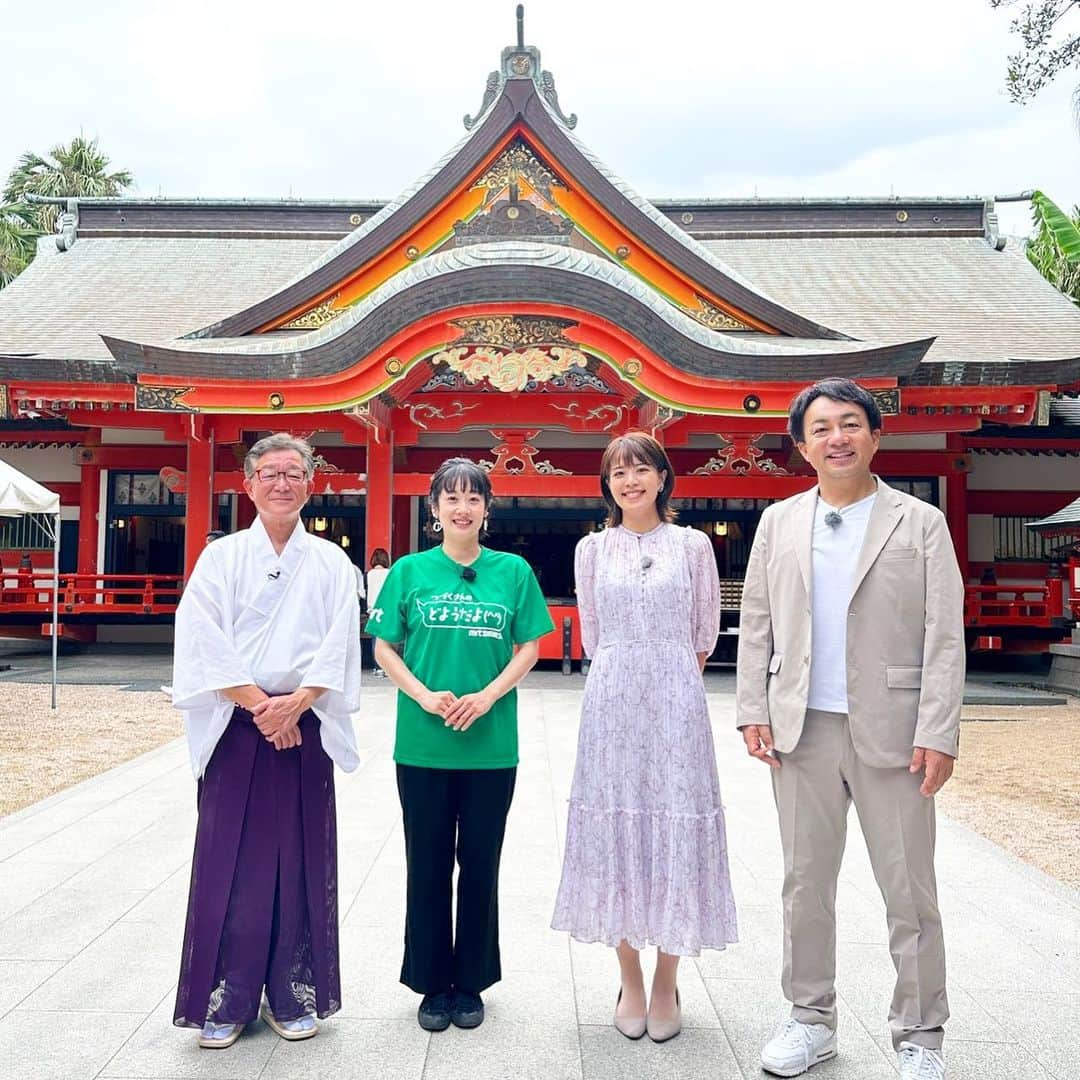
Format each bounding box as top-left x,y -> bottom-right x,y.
1026,189 -> 1080,304
4,136 -> 133,234
0,203 -> 41,287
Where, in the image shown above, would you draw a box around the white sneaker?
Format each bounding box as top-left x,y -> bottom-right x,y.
761,1019 -> 837,1076
898,1042 -> 945,1079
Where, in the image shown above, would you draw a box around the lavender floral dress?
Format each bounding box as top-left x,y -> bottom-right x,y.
551,523 -> 738,955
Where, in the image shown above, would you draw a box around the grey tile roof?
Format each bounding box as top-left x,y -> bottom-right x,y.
0,236 -> 327,361
156,241 -> 914,360
701,236 -> 1080,364
1026,496 -> 1080,531
4,230 -> 1080,381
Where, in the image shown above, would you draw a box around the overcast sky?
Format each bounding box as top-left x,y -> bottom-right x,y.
5,0 -> 1080,238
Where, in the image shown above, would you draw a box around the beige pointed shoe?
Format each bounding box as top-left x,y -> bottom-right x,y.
613,988 -> 647,1040
646,988 -> 681,1043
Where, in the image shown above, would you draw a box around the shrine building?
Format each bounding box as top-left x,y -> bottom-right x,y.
2,18 -> 1080,658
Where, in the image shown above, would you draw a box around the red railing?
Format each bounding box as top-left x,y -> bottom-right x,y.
963,580 -> 1066,629
0,571 -> 183,616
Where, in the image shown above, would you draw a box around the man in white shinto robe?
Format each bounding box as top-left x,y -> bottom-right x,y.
171,433 -> 361,1049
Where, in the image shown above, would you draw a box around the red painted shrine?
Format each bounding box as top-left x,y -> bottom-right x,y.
2,24 -> 1079,656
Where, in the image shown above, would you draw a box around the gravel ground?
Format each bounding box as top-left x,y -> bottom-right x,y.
1,684 -> 1077,889
0,683 -> 181,817
938,701 -> 1080,888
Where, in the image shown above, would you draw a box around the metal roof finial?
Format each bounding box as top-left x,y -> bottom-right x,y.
463,3 -> 578,130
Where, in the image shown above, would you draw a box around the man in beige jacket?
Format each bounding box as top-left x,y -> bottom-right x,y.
737,378 -> 965,1080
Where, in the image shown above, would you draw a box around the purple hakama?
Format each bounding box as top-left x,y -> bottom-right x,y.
173,708 -> 340,1028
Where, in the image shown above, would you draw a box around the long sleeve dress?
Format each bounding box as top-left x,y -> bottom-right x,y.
551,522 -> 738,955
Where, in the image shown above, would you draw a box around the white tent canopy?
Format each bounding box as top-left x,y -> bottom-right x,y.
0,457 -> 61,707
0,459 -> 60,517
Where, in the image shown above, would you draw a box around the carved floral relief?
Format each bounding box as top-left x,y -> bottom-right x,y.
431,345 -> 588,393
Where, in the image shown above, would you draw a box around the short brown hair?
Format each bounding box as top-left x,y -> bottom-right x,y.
599,432 -> 675,528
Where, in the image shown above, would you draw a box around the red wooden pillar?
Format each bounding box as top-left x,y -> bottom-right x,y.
184,418 -> 214,581
945,434 -> 969,580
365,431 -> 393,560
77,461 -> 101,575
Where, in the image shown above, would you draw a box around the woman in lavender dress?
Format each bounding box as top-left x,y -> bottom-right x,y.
551,432 -> 738,1043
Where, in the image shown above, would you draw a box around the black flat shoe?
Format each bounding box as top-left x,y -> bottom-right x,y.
418,991 -> 453,1031
449,989 -> 485,1029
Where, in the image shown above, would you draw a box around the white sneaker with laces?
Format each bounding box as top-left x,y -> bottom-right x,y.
898,1041 -> 945,1079
760,1019 -> 837,1076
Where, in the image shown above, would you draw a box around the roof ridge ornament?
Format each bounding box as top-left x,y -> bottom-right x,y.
464,4 -> 578,131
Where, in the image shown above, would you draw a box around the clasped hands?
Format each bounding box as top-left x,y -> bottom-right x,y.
740,725 -> 955,796
240,688 -> 319,751
418,688 -> 496,732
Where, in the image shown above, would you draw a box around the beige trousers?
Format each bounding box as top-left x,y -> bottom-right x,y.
771,709 -> 948,1051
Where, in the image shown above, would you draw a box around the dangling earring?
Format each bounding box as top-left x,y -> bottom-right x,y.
432,519 -> 443,533
483,517 -> 489,532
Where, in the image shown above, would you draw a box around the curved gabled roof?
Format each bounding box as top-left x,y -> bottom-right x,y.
104,241 -> 929,384
194,72 -> 848,342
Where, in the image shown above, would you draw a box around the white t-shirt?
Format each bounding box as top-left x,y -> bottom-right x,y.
807,491 -> 877,713
366,564 -> 390,608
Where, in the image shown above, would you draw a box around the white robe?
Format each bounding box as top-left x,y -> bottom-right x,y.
172,517 -> 362,778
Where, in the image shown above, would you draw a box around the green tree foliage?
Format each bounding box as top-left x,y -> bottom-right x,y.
0,203 -> 41,287
4,136 -> 133,233
1027,190 -> 1080,302
990,1 -> 1080,103
0,136 -> 133,289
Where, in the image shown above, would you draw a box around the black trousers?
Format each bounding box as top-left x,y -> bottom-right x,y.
396,764 -> 516,995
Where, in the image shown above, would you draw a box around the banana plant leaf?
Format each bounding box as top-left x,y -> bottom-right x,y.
1031,190 -> 1080,263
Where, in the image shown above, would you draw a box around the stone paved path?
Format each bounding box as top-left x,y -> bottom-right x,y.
1,677 -> 1077,1079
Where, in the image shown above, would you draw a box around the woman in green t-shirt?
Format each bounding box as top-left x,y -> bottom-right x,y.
367,458 -> 554,1034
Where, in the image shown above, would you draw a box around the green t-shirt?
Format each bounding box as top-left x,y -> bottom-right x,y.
366,546 -> 555,769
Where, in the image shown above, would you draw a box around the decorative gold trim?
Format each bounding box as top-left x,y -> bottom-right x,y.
405,245 -> 420,260
450,315 -> 576,349
683,296 -> 750,332
0,384 -> 8,420
281,294 -> 342,331
349,212 -> 363,226
615,245 -> 630,259
471,139 -> 564,201
623,358 -> 643,377
134,385 -> 195,412
268,392 -> 285,410
385,357 -> 404,376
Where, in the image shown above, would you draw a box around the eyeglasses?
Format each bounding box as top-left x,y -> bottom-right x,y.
253,468 -> 308,485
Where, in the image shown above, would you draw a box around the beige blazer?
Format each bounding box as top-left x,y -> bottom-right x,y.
735,478 -> 965,767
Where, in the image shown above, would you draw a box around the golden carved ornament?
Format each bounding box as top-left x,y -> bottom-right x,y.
385,357 -> 404,376
405,245 -> 420,260
471,140 -> 564,200
281,294 -> 342,332
268,392 -> 285,410
0,384 -> 10,420
683,296 -> 750,332
623,358 -> 643,378
450,315 -> 576,349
